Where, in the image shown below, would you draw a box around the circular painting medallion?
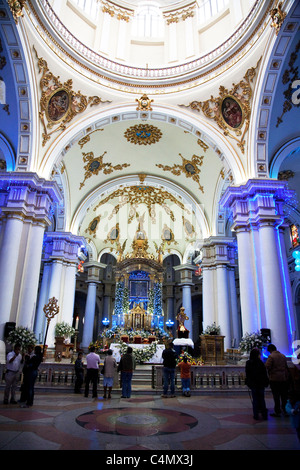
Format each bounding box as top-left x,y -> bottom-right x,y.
221,96 -> 243,129
46,88 -> 70,122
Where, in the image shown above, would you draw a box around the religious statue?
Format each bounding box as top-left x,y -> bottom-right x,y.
176,307 -> 189,338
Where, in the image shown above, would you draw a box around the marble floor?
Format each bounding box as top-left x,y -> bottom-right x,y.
0,388 -> 299,454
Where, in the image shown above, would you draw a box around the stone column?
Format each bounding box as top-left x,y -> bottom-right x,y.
37,232 -> 87,348
201,237 -> 238,349
0,172 -> 62,341
220,179 -> 295,355
81,262 -> 106,349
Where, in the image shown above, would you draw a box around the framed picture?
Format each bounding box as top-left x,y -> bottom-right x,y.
220,96 -> 244,129
46,88 -> 71,123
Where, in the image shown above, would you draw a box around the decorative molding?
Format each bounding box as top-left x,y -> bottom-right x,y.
93,185 -> 190,224
124,124 -> 162,145
163,3 -> 196,25
7,0 -> 27,24
180,58 -> 262,154
136,94 -> 153,112
85,216 -> 101,237
101,0 -> 133,22
270,1 -> 287,36
79,151 -> 130,189
33,47 -> 111,146
156,153 -> 204,193
78,129 -> 104,149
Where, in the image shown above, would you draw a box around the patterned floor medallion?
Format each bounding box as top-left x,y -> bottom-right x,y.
76,407 -> 198,436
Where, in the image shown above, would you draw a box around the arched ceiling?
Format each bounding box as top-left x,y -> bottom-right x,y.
60,116 -> 225,261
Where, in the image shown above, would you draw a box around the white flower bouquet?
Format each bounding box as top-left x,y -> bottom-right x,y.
7,326 -> 37,351
239,331 -> 264,353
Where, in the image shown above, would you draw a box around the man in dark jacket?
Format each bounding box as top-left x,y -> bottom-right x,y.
266,343 -> 290,417
161,342 -> 178,398
118,347 -> 136,398
245,348 -> 269,420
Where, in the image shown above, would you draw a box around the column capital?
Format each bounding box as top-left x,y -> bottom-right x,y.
173,263 -> 195,285
220,178 -> 295,230
43,231 -> 86,265
201,236 -> 237,268
0,171 -> 63,226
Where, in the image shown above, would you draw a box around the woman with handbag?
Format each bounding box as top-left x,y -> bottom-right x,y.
102,349 -> 117,399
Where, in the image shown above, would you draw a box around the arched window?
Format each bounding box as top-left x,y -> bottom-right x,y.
197,0 -> 230,25
73,0 -> 99,18
132,2 -> 164,38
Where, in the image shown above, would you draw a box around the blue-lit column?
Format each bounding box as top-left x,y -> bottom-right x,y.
221,179 -> 295,355
34,232 -> 86,348
0,173 -> 62,341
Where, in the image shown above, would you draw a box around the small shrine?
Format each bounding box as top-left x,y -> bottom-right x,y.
112,225 -> 165,331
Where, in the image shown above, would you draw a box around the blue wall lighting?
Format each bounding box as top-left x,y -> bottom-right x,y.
293,251 -> 300,272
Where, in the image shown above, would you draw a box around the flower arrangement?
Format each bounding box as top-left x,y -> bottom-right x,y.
239,331 -> 265,353
7,326 -> 37,351
118,340 -> 158,364
99,326 -> 171,342
203,322 -> 221,335
54,322 -> 75,338
177,351 -> 204,365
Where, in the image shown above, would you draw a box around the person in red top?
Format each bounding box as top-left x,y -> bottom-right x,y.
178,355 -> 191,397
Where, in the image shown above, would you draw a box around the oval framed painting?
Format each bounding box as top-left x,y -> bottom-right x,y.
220,96 -> 244,129
46,88 -> 71,123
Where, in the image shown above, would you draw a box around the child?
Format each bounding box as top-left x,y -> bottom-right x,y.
178,355 -> 191,397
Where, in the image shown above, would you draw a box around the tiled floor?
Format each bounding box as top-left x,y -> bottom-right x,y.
0,389 -> 299,452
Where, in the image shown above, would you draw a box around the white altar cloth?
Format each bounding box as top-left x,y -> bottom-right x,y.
173,338 -> 194,348
110,343 -> 165,363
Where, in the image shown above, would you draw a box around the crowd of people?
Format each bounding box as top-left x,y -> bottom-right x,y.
2,340 -> 300,441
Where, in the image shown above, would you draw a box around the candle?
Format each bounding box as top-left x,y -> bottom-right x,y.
75,316 -> 79,330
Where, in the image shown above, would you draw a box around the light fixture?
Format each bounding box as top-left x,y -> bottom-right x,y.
293,250 -> 300,271
102,317 -> 110,326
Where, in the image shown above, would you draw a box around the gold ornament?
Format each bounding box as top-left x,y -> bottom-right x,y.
33,47 -> 111,146
124,124 -> 162,145
156,153 -> 204,193
79,151 -> 130,189
180,59 -> 261,153
136,94 -> 153,111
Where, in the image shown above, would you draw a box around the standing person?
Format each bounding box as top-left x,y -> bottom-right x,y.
178,355 -> 192,397
118,346 -> 135,398
20,346 -> 43,408
161,342 -> 178,398
84,346 -> 101,398
245,348 -> 269,420
74,352 -> 84,394
19,344 -> 35,404
266,343 -> 290,417
102,349 -> 117,399
3,343 -> 23,404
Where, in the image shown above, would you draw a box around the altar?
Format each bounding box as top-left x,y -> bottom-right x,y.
110,343 -> 165,363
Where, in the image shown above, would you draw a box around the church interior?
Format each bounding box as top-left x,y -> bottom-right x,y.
0,0 -> 300,452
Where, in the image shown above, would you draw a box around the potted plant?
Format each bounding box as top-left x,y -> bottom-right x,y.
203,322 -> 221,335
7,326 -> 37,352
54,322 -> 75,340
239,331 -> 264,353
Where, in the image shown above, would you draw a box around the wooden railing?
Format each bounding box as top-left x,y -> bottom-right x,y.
0,363 -> 249,392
